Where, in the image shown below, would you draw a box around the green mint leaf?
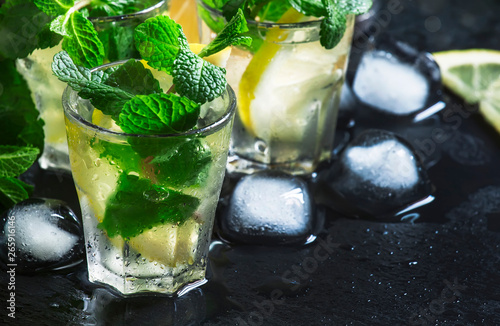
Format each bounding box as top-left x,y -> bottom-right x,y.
258,0 -> 290,22
33,0 -> 74,16
97,24 -> 137,63
0,145 -> 40,178
320,0 -> 346,50
337,0 -> 372,15
52,52 -> 156,118
100,173 -> 200,238
87,0 -> 139,17
50,14 -> 72,36
173,49 -> 227,104
0,0 -> 53,59
0,176 -> 33,209
198,1 -> 226,35
0,59 -> 45,153
149,139 -> 212,188
198,9 -> 251,58
134,15 -> 188,74
118,93 -> 200,135
221,0 -> 245,22
61,10 -> 104,68
288,0 -> 326,17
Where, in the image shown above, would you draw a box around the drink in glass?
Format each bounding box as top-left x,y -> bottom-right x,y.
62,61 -> 236,295
199,3 -> 355,175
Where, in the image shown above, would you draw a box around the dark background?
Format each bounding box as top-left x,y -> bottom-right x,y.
2,0 -> 500,325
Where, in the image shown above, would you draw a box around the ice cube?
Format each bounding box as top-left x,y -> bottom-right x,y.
0,198 -> 84,273
353,50 -> 430,114
350,37 -> 442,120
324,130 -> 433,218
219,171 -> 317,245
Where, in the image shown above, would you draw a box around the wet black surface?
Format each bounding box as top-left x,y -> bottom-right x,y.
2,0 -> 500,325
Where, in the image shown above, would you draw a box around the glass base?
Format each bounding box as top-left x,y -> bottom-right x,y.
87,258 -> 207,297
39,144 -> 71,172
226,153 -> 317,176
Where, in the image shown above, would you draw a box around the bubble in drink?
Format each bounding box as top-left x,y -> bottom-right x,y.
220,171 -> 316,245
0,198 -> 84,273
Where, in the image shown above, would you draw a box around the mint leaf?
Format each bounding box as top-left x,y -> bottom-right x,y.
87,0 -> 139,17
149,139 -> 212,187
221,0 -> 245,21
97,24 -> 137,63
0,146 -> 40,178
34,0 -> 74,16
0,0 -> 53,59
52,52 -> 157,118
134,15 -> 188,74
288,0 -> 325,17
0,59 -> 45,153
0,176 -> 33,208
320,0 -> 346,50
173,49 -> 227,104
198,9 -> 251,58
100,173 -> 200,238
258,0 -> 290,22
61,10 -> 105,68
118,93 -> 200,134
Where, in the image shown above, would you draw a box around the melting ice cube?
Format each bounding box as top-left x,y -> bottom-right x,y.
0,198 -> 84,273
326,130 -> 433,218
219,171 -> 317,245
353,50 -> 430,115
350,37 -> 443,121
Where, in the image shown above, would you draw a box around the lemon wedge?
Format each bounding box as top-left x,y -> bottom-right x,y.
128,218 -> 200,267
433,49 -> 500,132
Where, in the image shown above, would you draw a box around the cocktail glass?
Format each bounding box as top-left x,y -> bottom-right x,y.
16,0 -> 170,171
199,3 -> 354,175
62,61 -> 236,296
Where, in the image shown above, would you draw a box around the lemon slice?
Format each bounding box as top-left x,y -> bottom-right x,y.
433,49 -> 500,132
128,218 -> 200,267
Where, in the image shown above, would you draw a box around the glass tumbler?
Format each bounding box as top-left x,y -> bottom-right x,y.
63,61 -> 236,296
199,3 -> 354,175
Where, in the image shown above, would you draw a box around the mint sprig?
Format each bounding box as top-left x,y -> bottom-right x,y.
202,0 -> 372,50
134,15 -> 188,74
52,51 -> 160,118
34,0 -> 105,68
0,146 -> 39,208
197,9 -> 251,58
100,174 -> 200,238
0,59 -> 43,212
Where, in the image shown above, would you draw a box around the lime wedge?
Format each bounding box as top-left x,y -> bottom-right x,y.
433,49 -> 500,132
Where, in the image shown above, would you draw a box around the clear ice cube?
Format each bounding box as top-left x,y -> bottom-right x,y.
219,171 -> 317,245
350,36 -> 443,121
325,129 -> 433,219
0,198 -> 84,273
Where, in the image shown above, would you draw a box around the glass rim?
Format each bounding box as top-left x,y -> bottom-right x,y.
63,60 -> 236,139
197,0 -> 326,28
88,0 -> 168,23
